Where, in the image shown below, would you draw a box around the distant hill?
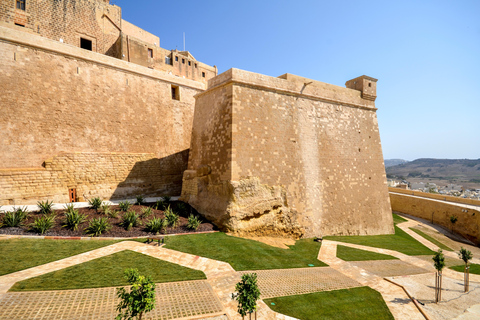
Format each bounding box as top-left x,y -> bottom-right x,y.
384,159 -> 409,167
386,158 -> 480,183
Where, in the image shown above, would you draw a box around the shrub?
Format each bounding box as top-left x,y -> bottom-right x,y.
155,200 -> 166,210
100,203 -> 112,215
31,215 -> 55,235
116,268 -> 156,320
63,208 -> 87,231
2,207 -> 29,227
135,195 -> 145,206
64,203 -> 77,215
186,214 -> 202,231
84,217 -> 111,236
141,207 -> 153,218
88,197 -> 103,211
118,201 -> 132,212
145,217 -> 167,234
164,206 -> 179,228
232,273 -> 261,317
107,209 -> 119,219
37,200 -> 54,215
121,211 -> 140,231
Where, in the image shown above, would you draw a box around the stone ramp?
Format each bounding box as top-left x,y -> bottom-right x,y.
0,280 -> 224,320
239,267 -> 361,299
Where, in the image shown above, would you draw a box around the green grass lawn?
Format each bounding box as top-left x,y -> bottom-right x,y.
10,250 -> 206,291
164,232 -> 326,270
450,263 -> 480,275
0,238 -> 121,276
409,228 -> 453,251
336,245 -> 398,261
265,286 -> 394,320
392,213 -> 408,224
324,226 -> 435,256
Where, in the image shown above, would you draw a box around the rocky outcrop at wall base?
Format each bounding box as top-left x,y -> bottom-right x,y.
181,175 -> 305,238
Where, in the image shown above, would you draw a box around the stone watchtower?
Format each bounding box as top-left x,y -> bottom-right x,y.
345,75 -> 378,101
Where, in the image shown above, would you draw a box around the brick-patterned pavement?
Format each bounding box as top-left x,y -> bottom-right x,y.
349,260 -> 430,278
239,267 -> 361,299
0,280 -> 224,320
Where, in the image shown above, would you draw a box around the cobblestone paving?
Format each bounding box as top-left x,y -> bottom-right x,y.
0,280 -> 224,320
349,260 -> 430,278
239,267 -> 361,299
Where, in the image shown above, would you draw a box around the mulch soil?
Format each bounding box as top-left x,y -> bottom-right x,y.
0,201 -> 217,238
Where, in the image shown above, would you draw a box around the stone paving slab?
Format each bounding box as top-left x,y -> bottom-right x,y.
239,267 -> 361,299
0,280 -> 224,320
349,260 -> 431,278
389,273 -> 480,320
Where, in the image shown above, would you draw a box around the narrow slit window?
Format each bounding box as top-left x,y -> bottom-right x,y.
182,58 -> 185,64
16,0 -> 25,10
171,85 -> 180,100
148,48 -> 153,58
188,61 -> 191,66
175,56 -> 178,61
80,38 -> 92,51
202,72 -> 206,78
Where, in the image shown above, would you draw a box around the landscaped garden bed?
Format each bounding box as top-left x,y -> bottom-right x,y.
0,198 -> 216,238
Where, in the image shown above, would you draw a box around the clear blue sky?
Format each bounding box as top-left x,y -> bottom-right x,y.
114,0 -> 479,161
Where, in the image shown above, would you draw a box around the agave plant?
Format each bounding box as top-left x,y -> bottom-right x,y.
63,208 -> 87,231
84,217 -> 111,236
121,211 -> 141,231
2,207 -> 29,227
135,195 -> 145,206
186,214 -> 202,231
31,215 -> 56,235
100,203 -> 112,215
37,200 -> 54,215
118,201 -> 132,212
145,217 -> 167,234
141,207 -> 153,218
88,197 -> 103,211
164,206 -> 179,228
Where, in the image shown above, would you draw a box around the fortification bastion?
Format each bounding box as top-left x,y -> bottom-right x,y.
181,69 -> 394,238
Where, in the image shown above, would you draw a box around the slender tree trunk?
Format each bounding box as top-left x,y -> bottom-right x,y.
465,265 -> 470,292
138,311 -> 143,320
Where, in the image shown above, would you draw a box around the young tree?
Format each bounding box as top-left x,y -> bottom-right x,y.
432,249 -> 445,303
458,247 -> 473,292
232,273 -> 261,320
116,268 -> 156,320
449,215 -> 458,233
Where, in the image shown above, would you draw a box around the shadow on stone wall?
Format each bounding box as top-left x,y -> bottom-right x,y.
108,149 -> 189,200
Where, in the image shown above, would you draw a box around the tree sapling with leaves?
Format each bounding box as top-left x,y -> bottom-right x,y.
433,249 -> 445,303
458,247 -> 473,292
116,268 -> 156,320
232,273 -> 261,320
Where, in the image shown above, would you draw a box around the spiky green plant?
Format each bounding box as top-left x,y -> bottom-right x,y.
37,200 -> 54,215
31,215 -> 56,235
88,197 -> 103,211
63,208 -> 87,231
155,200 -> 165,211
121,211 -> 140,231
186,214 -> 202,231
135,195 -> 145,206
107,209 -> 119,219
100,203 -> 112,215
84,217 -> 111,236
118,201 -> 132,212
162,196 -> 171,204
2,207 -> 29,227
145,217 -> 167,235
141,207 -> 153,218
64,203 -> 77,214
164,206 -> 179,228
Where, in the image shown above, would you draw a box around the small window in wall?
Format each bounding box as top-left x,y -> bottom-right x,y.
16,0 -> 25,10
175,56 -> 178,62
182,58 -> 185,64
15,23 -> 25,27
195,63 -> 197,68
171,85 -> 180,100
148,48 -> 153,58
165,56 -> 172,65
188,61 -> 191,66
68,188 -> 76,203
80,38 -> 92,51
202,72 -> 206,78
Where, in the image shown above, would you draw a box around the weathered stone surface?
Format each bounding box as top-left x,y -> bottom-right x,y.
182,69 -> 394,238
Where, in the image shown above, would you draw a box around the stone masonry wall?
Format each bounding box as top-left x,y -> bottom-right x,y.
389,192 -> 480,245
0,26 -> 205,203
0,151 -> 188,205
0,0 -> 121,55
182,69 -> 394,238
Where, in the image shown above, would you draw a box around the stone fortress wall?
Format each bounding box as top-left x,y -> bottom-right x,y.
389,188 -> 480,244
0,19 -> 207,204
181,69 -> 394,238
